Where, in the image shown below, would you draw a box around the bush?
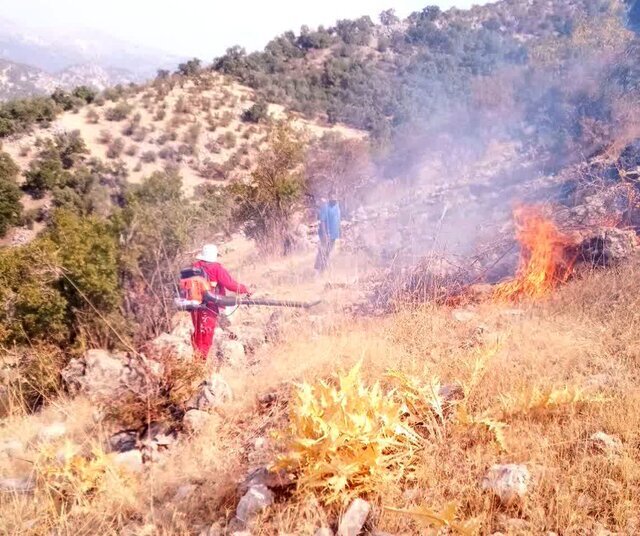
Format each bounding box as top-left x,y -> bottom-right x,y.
24,154 -> 71,199
0,240 -> 69,346
106,138 -> 125,159
140,150 -> 157,163
219,131 -> 237,149
0,151 -> 22,236
231,121 -> 305,254
72,85 -> 98,104
125,144 -> 138,157
86,109 -> 100,124
0,96 -> 60,137
242,100 -> 269,123
104,101 -> 133,121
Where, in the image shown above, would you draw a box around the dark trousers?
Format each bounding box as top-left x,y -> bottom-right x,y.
315,238 -> 335,272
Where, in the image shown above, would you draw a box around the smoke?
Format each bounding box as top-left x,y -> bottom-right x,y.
346,6 -> 640,284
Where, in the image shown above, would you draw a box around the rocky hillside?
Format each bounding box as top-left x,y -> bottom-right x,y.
0,58 -> 136,100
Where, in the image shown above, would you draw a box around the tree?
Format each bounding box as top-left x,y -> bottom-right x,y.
305,133 -> 372,211
380,9 -> 400,26
177,58 -> 202,77
231,121 -> 306,254
241,100 -> 269,123
0,151 -> 22,237
72,85 -> 98,104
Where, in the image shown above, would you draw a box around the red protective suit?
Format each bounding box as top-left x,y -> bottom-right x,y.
190,260 -> 249,360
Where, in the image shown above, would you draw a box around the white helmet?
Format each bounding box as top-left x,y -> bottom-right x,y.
195,244 -> 219,263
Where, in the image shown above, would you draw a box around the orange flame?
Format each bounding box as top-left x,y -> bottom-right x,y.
494,207 -> 575,301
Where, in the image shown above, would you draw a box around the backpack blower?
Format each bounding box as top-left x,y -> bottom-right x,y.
174,267 -> 321,312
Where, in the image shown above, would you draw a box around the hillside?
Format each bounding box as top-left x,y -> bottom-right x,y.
0,58 -> 136,101
1,0 -> 640,535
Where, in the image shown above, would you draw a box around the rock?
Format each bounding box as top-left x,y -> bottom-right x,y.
183,409 -> 213,434
109,431 -> 138,453
218,339 -> 246,368
112,450 -> 144,473
452,309 -> 477,322
0,439 -> 23,457
577,228 -> 638,266
337,498 -> 371,536
588,432 -> 623,455
230,532 -> 251,536
482,464 -> 531,504
62,349 -> 159,401
235,484 -> 274,522
315,529 -> 334,536
187,374 -> 232,411
37,422 -> 67,442
173,484 -> 198,502
240,466 -> 294,495
148,332 -> 193,360
0,477 -> 35,493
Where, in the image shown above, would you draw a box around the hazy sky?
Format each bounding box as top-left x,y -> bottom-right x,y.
2,0 -> 488,58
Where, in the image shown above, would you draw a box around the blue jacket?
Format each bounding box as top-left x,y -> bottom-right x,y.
319,202 -> 341,240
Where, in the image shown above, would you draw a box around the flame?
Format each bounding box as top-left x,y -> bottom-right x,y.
494,207 -> 575,301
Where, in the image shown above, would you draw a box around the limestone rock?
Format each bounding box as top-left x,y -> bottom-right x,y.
315,529 -> 334,536
236,484 -> 274,522
183,409 -> 213,434
218,339 -> 246,368
588,432 -> 623,455
482,464 -> 531,504
173,484 -> 198,502
109,431 -> 138,453
148,332 -> 193,360
187,374 -> 232,411
338,498 -> 371,536
62,349 -> 159,401
37,422 -> 67,442
112,449 -> 144,473
240,466 -> 294,495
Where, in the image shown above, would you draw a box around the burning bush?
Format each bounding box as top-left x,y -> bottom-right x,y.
494,206 -> 575,301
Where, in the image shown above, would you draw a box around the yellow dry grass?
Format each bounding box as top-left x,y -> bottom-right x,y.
1,259 -> 640,534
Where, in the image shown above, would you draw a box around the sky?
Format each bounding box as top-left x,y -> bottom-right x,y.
1,0 -> 489,58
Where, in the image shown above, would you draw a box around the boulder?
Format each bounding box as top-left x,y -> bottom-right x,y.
186,374 -> 232,411
218,339 -> 246,368
235,484 -> 274,522
109,431 -> 138,453
452,309 -> 477,322
588,432 -> 623,455
240,466 -> 294,495
173,484 -> 198,502
482,464 -> 531,505
338,498 -> 371,536
183,409 -> 213,434
148,333 -> 193,361
315,529 -> 334,536
576,228 -> 638,267
112,449 -> 144,473
37,422 -> 67,442
62,349 -> 159,401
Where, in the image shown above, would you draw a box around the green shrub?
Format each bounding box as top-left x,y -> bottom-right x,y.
0,97 -> 60,137
0,151 -> 22,237
241,100 -> 269,123
231,121 -> 305,254
0,241 -> 69,345
104,101 -> 133,121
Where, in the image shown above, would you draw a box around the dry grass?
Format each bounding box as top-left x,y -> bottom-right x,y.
1,259 -> 640,534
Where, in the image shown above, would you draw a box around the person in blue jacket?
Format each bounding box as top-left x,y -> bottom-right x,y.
315,196 -> 341,272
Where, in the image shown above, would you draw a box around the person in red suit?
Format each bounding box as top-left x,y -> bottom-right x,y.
190,244 -> 251,361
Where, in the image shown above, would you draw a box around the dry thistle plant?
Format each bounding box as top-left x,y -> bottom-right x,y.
386,502 -> 480,535
274,361 -> 421,506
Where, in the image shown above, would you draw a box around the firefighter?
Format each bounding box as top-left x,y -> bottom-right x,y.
190,244 -> 251,360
